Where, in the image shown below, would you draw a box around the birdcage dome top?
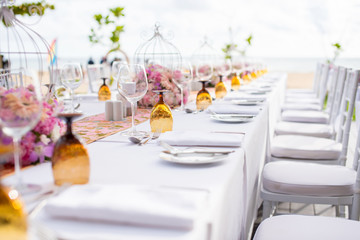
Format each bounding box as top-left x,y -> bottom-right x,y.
134,23 -> 182,70
0,0 -> 52,82
191,37 -> 220,64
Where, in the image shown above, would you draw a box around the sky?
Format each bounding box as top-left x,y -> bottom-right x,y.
10,0 -> 360,63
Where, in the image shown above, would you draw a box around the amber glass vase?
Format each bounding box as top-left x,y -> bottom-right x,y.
231,73 -> 241,91
150,90 -> 173,133
98,78 -> 111,101
0,183 -> 27,240
196,81 -> 212,111
52,113 -> 90,186
215,75 -> 227,99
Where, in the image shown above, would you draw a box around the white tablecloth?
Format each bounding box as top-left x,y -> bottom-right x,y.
3,73 -> 287,240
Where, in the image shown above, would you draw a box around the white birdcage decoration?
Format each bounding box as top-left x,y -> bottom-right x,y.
133,23 -> 187,108
0,0 -> 53,86
191,37 -> 221,86
134,23 -> 182,70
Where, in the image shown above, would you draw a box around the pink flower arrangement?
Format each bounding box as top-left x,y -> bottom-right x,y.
0,86 -> 65,166
138,64 -> 189,108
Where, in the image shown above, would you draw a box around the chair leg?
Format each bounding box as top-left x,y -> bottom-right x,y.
262,200 -> 272,220
339,205 -> 346,218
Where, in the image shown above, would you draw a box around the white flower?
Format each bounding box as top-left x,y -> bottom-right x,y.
51,124 -> 61,142
40,134 -> 51,145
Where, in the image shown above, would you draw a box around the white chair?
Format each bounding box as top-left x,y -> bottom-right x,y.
281,64 -> 334,123
285,63 -> 330,105
261,89 -> 360,220
275,67 -> 348,138
253,215 -> 360,240
0,68 -> 24,89
269,70 -> 359,165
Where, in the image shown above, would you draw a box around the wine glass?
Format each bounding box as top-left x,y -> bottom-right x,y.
60,63 -> 83,113
172,61 -> 193,111
150,90 -> 173,133
195,62 -> 213,110
0,68 -> 43,194
215,58 -> 232,99
116,64 -> 148,137
111,60 -> 126,90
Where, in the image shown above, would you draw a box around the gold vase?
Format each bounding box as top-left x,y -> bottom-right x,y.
231,74 -> 241,91
150,91 -> 173,133
98,78 -> 111,101
52,113 -> 90,186
0,184 -> 27,240
196,81 -> 212,110
215,75 -> 227,99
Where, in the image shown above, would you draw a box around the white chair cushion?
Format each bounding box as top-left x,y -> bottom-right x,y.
262,161 -> 356,196
285,92 -> 317,99
281,103 -> 321,111
275,121 -> 334,138
271,135 -> 341,160
281,110 -> 329,123
286,88 -> 314,94
286,97 -> 320,104
253,215 -> 360,240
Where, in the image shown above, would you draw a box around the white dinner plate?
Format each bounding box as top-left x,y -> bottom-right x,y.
210,114 -> 254,123
159,151 -> 228,164
232,100 -> 264,106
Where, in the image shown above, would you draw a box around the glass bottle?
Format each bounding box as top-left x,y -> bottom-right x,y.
231,73 -> 241,91
196,81 -> 212,110
98,77 -> 111,101
150,90 -> 173,133
215,75 -> 227,99
52,113 -> 90,186
0,182 -> 27,240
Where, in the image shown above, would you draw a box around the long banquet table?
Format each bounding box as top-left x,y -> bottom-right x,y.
3,73 -> 286,240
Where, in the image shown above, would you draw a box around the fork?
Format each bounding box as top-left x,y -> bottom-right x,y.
139,130 -> 161,145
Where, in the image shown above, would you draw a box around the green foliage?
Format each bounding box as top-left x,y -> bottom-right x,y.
9,1 -> 54,17
89,7 -> 125,52
222,34 -> 253,59
327,42 -> 343,64
2,1 -> 54,27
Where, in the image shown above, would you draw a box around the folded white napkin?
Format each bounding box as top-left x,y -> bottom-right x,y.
223,92 -> 266,101
207,104 -> 260,115
158,130 -> 244,147
45,185 -> 208,230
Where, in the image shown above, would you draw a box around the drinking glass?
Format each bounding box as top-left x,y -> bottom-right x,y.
150,90 -> 173,133
98,77 -> 111,101
0,68 -> 43,194
52,113 -> 90,186
172,61 -> 193,111
111,60 -> 125,90
60,63 -> 83,113
195,62 -> 213,110
116,64 -> 148,137
215,59 -> 232,99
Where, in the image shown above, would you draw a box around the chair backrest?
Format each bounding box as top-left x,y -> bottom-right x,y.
351,101 -> 360,220
312,62 -> 323,94
336,70 -> 359,165
329,66 -> 348,125
0,68 -> 23,89
86,64 -> 107,93
324,66 -> 339,113
317,63 -> 331,107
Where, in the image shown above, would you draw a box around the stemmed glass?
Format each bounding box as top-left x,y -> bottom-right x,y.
111,60 -> 126,91
195,62 -> 213,111
116,64 -> 148,137
0,69 -> 43,194
172,61 -> 193,111
215,59 -> 232,99
60,63 -> 83,113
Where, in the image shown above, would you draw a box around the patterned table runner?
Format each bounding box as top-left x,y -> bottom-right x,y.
73,109 -> 151,144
